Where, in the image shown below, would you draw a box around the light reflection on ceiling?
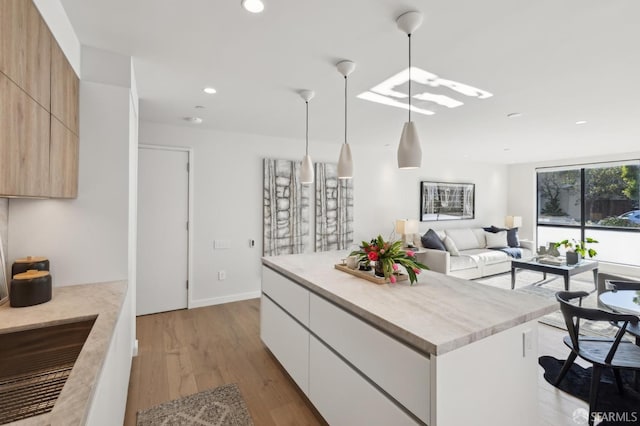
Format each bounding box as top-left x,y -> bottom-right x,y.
358,67 -> 492,116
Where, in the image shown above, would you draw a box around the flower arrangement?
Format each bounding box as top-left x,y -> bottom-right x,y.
350,235 -> 428,285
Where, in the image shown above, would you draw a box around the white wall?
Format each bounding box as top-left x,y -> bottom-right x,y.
141,122 -> 508,307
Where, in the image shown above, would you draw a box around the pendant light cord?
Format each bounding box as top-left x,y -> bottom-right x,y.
408,33 -> 412,123
344,76 -> 348,145
305,101 -> 309,155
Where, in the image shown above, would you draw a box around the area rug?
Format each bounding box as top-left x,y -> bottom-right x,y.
137,383 -> 254,426
539,356 -> 640,425
475,270 -> 620,337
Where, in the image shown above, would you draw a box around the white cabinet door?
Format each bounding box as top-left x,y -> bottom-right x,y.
309,336 -> 418,426
262,267 -> 309,326
260,295 -> 309,395
310,294 -> 430,423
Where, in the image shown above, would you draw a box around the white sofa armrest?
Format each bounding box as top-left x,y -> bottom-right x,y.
519,239 -> 534,252
416,249 -> 450,274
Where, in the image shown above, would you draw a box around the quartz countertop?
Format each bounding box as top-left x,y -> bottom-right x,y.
262,252 -> 558,356
0,280 -> 128,425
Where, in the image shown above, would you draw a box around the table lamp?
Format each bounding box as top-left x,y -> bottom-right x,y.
505,215 -> 522,229
396,219 -> 419,247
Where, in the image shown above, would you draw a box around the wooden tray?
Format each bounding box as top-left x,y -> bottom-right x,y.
334,264 -> 408,285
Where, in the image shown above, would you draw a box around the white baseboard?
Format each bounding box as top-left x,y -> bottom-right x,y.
189,290 -> 261,309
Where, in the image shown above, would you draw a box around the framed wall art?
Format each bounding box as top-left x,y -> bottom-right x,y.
420,181 -> 475,222
263,158 -> 310,256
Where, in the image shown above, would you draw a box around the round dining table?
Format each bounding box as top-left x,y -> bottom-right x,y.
599,290 -> 640,315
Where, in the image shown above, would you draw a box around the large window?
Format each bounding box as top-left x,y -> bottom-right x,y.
536,161 -> 640,266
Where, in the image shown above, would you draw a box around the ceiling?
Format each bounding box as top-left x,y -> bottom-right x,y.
60,0 -> 640,164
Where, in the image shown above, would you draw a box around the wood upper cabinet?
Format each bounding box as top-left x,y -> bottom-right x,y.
0,73 -> 50,197
0,0 -> 52,110
49,117 -> 79,198
0,0 -> 78,198
51,40 -> 79,135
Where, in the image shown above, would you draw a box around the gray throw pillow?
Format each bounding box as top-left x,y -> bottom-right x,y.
421,229 -> 446,251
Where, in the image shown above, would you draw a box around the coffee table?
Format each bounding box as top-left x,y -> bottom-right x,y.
510,258 -> 598,291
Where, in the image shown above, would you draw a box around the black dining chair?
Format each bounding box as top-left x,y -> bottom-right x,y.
607,280 -> 640,345
555,291 -> 640,425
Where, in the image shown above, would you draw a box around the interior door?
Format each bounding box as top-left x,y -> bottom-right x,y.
137,147 -> 189,315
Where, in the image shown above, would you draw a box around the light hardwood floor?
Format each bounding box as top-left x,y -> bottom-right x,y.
124,299 -> 587,426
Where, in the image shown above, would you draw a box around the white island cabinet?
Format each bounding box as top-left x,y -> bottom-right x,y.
261,252 -> 558,426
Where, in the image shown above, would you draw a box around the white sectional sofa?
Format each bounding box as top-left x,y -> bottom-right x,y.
415,227 -> 534,279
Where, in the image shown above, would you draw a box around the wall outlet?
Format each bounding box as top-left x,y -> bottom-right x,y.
218,270 -> 226,280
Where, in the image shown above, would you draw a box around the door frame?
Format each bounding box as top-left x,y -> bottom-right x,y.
138,144 -> 194,310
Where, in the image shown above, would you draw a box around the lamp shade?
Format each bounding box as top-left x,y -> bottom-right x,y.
396,219 -> 419,235
337,143 -> 353,179
397,121 -> 422,169
405,219 -> 419,234
300,154 -> 313,185
505,215 -> 522,229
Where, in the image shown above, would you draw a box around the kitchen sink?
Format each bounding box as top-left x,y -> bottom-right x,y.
0,317 -> 96,424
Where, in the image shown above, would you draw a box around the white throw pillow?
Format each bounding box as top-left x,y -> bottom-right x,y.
485,231 -> 508,249
443,236 -> 460,256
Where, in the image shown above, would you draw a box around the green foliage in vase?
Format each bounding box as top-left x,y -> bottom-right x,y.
554,237 -> 598,258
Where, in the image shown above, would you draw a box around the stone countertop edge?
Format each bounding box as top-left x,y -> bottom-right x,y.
0,280 -> 128,426
262,253 -> 558,356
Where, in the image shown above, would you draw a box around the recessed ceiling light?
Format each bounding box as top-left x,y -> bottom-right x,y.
183,117 -> 203,124
195,105 -> 205,109
241,0 -> 264,13
503,148 -> 510,151
507,112 -> 522,118
575,120 -> 587,125
203,87 -> 217,94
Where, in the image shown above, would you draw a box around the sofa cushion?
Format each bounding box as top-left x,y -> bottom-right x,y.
421,229 -> 446,251
450,255 -> 480,272
443,236 -> 460,256
445,228 -> 481,251
471,228 -> 487,248
477,250 -> 510,265
485,231 -> 508,249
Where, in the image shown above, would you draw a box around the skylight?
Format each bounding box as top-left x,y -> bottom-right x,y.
358,67 -> 492,116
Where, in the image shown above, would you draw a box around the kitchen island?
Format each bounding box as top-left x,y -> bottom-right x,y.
261,251 -> 558,426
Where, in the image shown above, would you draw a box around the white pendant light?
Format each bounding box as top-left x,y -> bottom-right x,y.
299,90 -> 315,185
337,60 -> 356,179
396,11 -> 423,169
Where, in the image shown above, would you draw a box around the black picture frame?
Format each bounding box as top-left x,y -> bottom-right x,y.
420,181 -> 475,222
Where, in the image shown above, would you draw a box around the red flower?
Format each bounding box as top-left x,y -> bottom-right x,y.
389,275 -> 397,284
413,268 -> 421,274
406,250 -> 415,257
368,251 -> 378,261
392,263 -> 399,271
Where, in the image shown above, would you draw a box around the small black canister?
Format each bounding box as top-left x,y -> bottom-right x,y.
10,270 -> 52,308
12,256 -> 50,277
